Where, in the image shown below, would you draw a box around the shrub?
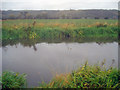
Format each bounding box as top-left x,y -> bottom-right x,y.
1,71 -> 27,88
39,61 -> 120,88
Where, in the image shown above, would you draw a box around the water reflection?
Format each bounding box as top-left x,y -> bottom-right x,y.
3,41 -> 118,52
33,45 -> 37,51
2,41 -> 118,87
2,37 -> 117,47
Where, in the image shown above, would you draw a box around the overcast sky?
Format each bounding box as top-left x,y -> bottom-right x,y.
2,0 -> 119,10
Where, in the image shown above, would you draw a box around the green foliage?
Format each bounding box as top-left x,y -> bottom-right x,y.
1,71 -> 27,88
2,19 -> 118,41
39,61 -> 120,88
1,62 -> 119,88
0,74 -> 1,89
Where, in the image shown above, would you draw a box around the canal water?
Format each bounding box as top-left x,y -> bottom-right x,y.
2,41 -> 118,87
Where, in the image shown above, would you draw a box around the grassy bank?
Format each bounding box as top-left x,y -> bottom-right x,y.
39,61 -> 120,88
2,19 -> 118,42
1,61 -> 120,88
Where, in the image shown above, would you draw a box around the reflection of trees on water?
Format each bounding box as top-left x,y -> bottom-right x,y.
2,37 -> 118,51
15,45 -> 17,48
96,42 -> 102,45
33,45 -> 37,51
22,40 -> 38,51
65,43 -> 72,50
2,39 -> 38,51
96,42 -> 105,46
2,47 -> 8,52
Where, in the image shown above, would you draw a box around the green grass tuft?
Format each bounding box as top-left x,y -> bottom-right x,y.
1,71 -> 27,88
39,61 -> 120,88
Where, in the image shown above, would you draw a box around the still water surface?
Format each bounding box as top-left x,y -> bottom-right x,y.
2,42 -> 118,87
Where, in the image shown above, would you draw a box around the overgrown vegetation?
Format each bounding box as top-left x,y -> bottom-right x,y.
39,61 -> 120,88
2,19 -> 118,42
1,71 -> 27,88
1,61 -> 120,88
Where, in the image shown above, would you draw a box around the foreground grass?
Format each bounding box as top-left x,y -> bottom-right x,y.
2,19 -> 118,42
1,61 -> 120,88
1,71 -> 27,88
39,61 -> 120,88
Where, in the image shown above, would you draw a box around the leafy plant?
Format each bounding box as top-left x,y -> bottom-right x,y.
39,61 -> 120,88
2,71 -> 27,88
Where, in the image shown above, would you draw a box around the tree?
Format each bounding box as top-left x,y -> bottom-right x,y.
9,14 -> 16,19
104,17 -> 109,19
94,17 -> 99,19
20,11 -> 28,19
36,14 -> 42,19
41,12 -> 48,19
26,13 -> 33,19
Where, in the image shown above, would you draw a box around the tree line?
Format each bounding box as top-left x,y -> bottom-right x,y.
2,10 -> 118,20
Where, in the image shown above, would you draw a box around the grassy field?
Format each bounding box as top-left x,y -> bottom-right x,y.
1,61 -> 120,88
2,19 -> 118,42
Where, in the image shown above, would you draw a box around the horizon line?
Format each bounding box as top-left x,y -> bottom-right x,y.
2,9 -> 118,11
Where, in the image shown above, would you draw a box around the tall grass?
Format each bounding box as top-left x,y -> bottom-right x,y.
1,61 -> 119,88
39,61 -> 120,88
1,71 -> 27,88
2,19 -> 118,41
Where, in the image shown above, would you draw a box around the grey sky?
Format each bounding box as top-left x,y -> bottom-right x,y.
2,0 -> 119,10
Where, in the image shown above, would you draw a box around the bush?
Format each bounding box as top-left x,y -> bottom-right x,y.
1,71 -> 27,88
39,61 -> 120,88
